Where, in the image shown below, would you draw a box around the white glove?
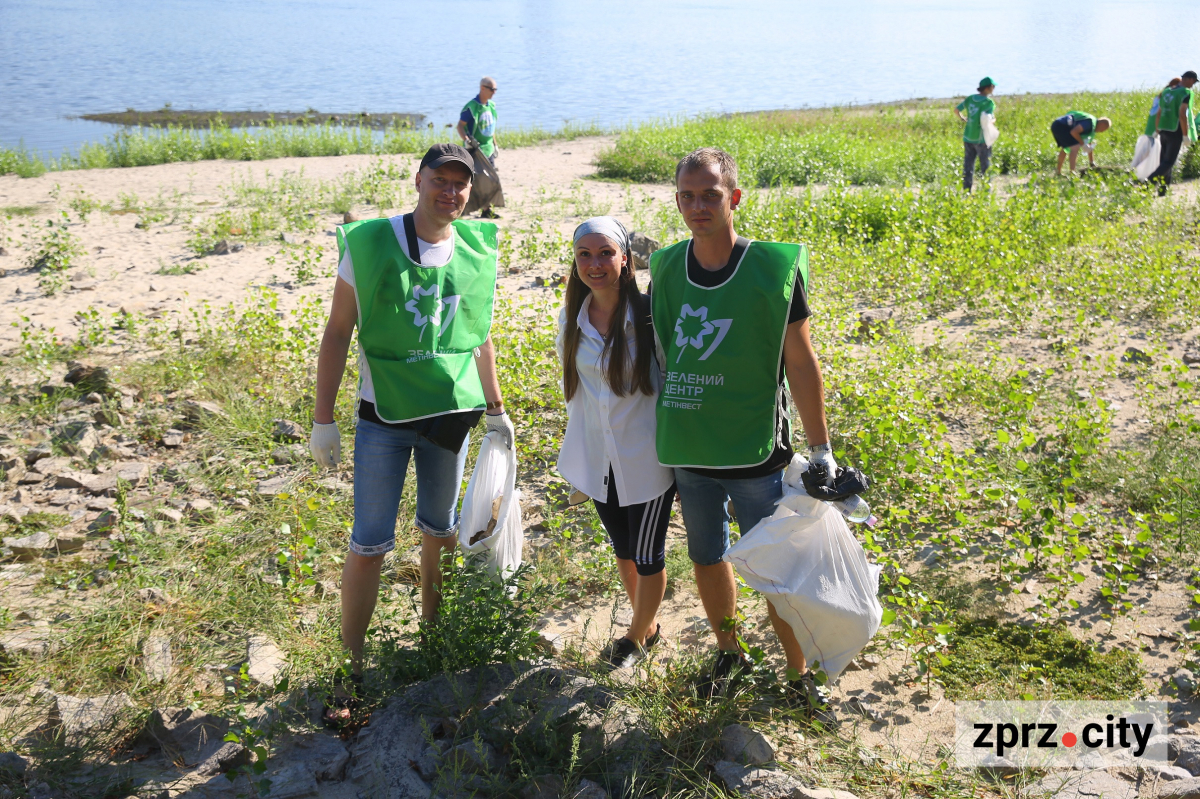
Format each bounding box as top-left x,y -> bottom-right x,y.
485,411 -> 514,450
310,422 -> 341,468
809,444 -> 838,487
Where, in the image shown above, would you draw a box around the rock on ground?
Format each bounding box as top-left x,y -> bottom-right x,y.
1175,734 -> 1200,775
49,693 -> 134,745
1030,770 -> 1136,799
142,635 -> 174,683
273,418 -> 305,442
246,635 -> 287,685
143,707 -> 230,766
1157,777 -> 1200,798
712,760 -> 805,798
721,723 -> 775,765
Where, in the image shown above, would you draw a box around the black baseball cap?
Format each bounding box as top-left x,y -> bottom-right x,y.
419,143 -> 474,180
1184,70 -> 1198,80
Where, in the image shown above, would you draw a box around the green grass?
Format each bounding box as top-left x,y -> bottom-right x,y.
939,618 -> 1145,700
597,90 -> 1200,185
1,95 -> 1200,794
0,119 -> 607,178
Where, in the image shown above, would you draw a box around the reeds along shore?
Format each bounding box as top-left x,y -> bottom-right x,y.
5,90 -> 1195,184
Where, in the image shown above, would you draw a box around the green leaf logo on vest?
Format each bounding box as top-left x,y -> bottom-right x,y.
405,285 -> 461,342
673,304 -> 732,363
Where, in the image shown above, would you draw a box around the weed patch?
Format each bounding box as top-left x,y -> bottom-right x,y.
939,618 -> 1145,700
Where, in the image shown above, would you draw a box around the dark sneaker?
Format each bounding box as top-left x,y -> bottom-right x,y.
695,649 -> 753,699
599,636 -> 644,670
480,208 -> 501,219
787,670 -> 838,726
643,623 -> 662,653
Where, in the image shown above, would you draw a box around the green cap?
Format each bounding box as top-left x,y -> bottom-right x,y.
978,77 -> 996,89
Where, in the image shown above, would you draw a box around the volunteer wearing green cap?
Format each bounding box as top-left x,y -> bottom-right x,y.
954,77 -> 997,191
648,147 -> 844,719
457,77 -> 501,218
1148,71 -> 1197,195
309,143 -> 513,727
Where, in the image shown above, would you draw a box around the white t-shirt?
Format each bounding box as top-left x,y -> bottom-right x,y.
554,297 -> 674,506
337,215 -> 456,404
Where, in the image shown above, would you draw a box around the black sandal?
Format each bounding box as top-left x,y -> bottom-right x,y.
322,673 -> 363,730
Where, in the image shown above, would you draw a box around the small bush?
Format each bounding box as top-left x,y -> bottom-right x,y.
28,212 -> 82,295
377,557 -> 552,684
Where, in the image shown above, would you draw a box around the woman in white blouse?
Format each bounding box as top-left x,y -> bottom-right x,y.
556,216 -> 677,669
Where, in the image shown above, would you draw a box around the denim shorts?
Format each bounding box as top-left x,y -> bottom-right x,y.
350,418 -> 469,556
673,468 -> 783,566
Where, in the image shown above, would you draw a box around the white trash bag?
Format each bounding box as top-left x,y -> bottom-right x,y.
724,480 -> 882,680
981,112 -> 1000,147
459,431 -> 523,580
1133,135 -> 1161,182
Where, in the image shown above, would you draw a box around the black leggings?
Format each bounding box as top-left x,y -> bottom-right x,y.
592,468 -> 676,576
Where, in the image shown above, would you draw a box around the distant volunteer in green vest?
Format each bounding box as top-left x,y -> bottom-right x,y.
457,76 -> 500,219
1149,70 -> 1197,195
649,147 -> 845,717
1146,78 -> 1182,138
954,77 -> 997,191
309,143 -> 513,727
1050,110 -> 1111,176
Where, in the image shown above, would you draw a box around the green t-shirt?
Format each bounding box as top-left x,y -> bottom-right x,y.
461,97 -> 498,157
1157,86 -> 1188,132
956,94 -> 996,143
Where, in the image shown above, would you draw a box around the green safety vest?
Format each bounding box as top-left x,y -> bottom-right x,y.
463,98 -> 498,157
1060,110 -> 1097,152
336,217 -> 497,423
1157,88 -> 1186,133
650,239 -> 808,468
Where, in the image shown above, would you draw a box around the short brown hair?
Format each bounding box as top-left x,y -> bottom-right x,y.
675,147 -> 738,191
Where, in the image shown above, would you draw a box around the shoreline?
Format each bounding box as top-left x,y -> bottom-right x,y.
79,109 -> 426,130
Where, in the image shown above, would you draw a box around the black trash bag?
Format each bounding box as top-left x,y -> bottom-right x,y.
801,464 -> 871,502
463,143 -> 505,215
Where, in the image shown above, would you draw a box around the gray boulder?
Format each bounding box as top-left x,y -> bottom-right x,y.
143,707 -> 230,766
712,760 -> 805,797
1175,734 -> 1200,775
722,723 -> 775,765
1157,777 -> 1200,799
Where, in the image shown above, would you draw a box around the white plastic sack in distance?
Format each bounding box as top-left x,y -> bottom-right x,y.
981,113 -> 1000,147
723,493 -> 882,679
1133,135 -> 1161,182
459,431 -> 523,579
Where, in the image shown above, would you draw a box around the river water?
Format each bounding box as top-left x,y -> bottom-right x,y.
1,0 -> 1196,155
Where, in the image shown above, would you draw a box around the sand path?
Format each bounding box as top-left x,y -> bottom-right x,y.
0,136 -> 675,353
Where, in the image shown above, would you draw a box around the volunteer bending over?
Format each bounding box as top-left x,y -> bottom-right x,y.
1050,110 -> 1111,175
650,148 -> 846,718
556,217 -> 677,670
310,143 -> 513,726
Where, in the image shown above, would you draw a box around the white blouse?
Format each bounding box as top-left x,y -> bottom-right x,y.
555,296 -> 675,506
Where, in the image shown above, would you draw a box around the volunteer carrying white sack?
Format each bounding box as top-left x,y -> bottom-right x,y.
648,147 -> 866,721
308,143 -> 513,729
555,216 -> 677,670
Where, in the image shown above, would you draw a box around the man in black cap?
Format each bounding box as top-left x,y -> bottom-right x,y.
1149,70 -> 1197,195
309,143 -> 513,727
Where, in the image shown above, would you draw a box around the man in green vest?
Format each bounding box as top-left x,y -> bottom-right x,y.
309,143 -> 514,726
1050,110 -> 1111,176
1149,70 -> 1196,195
649,147 -> 841,717
954,77 -> 997,191
457,76 -> 500,218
